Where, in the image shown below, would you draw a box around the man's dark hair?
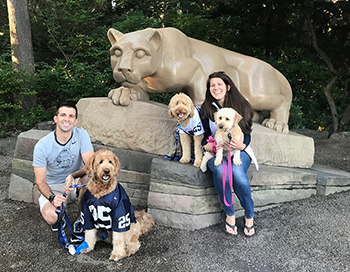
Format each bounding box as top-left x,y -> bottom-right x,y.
55,101 -> 78,119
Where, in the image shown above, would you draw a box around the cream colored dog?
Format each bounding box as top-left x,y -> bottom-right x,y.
200,108 -> 243,172
168,93 -> 204,167
79,150 -> 154,261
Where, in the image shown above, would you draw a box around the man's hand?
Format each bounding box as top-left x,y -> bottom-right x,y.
64,174 -> 75,194
51,194 -> 67,208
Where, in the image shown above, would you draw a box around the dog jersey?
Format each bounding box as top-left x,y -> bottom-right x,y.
81,183 -> 136,233
179,106 -> 204,136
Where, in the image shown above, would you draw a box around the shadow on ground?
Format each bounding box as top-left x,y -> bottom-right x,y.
1,132 -> 350,272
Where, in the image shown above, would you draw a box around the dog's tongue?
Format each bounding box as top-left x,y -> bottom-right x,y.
178,112 -> 184,118
103,175 -> 109,181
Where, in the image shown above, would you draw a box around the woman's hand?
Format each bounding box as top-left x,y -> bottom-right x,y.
204,142 -> 223,152
227,135 -> 246,151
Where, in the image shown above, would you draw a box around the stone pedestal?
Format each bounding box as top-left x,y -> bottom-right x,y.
76,97 -> 315,168
77,97 -> 177,157
8,129 -> 350,230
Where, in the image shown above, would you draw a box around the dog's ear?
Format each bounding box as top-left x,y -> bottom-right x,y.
85,152 -> 96,177
214,111 -> 218,124
113,154 -> 121,175
168,109 -> 175,118
168,95 -> 177,119
189,101 -> 195,118
234,111 -> 243,124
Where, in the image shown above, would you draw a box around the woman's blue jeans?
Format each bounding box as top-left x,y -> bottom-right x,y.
207,151 -> 254,219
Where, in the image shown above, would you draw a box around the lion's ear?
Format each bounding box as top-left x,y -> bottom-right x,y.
107,28 -> 124,45
146,29 -> 162,51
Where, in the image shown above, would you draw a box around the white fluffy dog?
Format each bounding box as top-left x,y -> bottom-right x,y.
200,108 -> 243,172
168,93 -> 204,167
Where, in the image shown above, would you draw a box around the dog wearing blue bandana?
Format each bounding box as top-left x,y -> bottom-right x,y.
168,93 -> 204,167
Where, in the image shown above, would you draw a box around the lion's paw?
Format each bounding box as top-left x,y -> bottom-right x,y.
108,87 -> 132,106
262,118 -> 289,133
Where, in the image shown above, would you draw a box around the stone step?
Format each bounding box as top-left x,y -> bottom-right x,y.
8,129 -> 350,230
148,158 -> 350,230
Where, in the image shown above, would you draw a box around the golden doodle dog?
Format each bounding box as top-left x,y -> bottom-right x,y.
200,108 -> 243,172
78,149 -> 154,261
168,93 -> 204,167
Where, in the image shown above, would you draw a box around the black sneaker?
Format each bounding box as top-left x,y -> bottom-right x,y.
73,219 -> 84,234
70,235 -> 84,243
51,215 -> 66,232
70,219 -> 85,243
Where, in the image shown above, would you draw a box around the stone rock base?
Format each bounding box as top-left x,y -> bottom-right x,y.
9,129 -> 350,230
76,97 -> 315,168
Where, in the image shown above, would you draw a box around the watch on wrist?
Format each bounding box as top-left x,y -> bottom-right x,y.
48,194 -> 56,203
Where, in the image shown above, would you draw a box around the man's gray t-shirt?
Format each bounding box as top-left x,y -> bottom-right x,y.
33,127 -> 93,185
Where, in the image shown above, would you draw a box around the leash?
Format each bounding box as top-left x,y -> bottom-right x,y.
163,125 -> 195,163
222,133 -> 234,206
164,106 -> 201,163
206,136 -> 216,156
55,184 -> 88,255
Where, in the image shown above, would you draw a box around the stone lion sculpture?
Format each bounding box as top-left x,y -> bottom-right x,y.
107,27 -> 292,133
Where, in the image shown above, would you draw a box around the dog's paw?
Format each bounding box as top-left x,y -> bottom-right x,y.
200,163 -> 207,172
233,159 -> 242,166
214,158 -> 221,166
81,247 -> 93,254
109,252 -> 125,261
180,157 -> 190,164
125,241 -> 141,257
193,159 -> 201,167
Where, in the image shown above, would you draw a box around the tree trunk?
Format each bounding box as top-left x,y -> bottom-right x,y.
338,79 -> 350,132
303,1 -> 340,133
7,0 -> 36,108
323,75 -> 339,133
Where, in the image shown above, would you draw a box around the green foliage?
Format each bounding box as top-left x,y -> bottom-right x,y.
0,53 -> 51,136
1,0 -> 349,136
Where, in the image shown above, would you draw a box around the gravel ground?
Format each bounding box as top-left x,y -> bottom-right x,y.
1,131 -> 350,272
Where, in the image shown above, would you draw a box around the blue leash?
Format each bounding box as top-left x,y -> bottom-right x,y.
164,126 -> 195,163
55,184 -> 88,255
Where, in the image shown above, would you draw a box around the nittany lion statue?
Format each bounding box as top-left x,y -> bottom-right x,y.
107,27 -> 292,133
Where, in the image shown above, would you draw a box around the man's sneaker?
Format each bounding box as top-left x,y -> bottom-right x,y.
70,219 -> 85,243
51,215 -> 66,232
70,235 -> 84,243
73,219 -> 84,234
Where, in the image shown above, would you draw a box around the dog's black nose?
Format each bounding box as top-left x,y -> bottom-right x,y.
103,168 -> 110,175
219,124 -> 223,129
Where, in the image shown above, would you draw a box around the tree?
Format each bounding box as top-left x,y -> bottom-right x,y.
7,0 -> 34,73
6,0 -> 35,109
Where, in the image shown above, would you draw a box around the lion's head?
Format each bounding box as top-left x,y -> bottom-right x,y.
107,28 -> 163,88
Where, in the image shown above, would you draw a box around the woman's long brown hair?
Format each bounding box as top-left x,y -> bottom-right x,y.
200,71 -> 254,134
